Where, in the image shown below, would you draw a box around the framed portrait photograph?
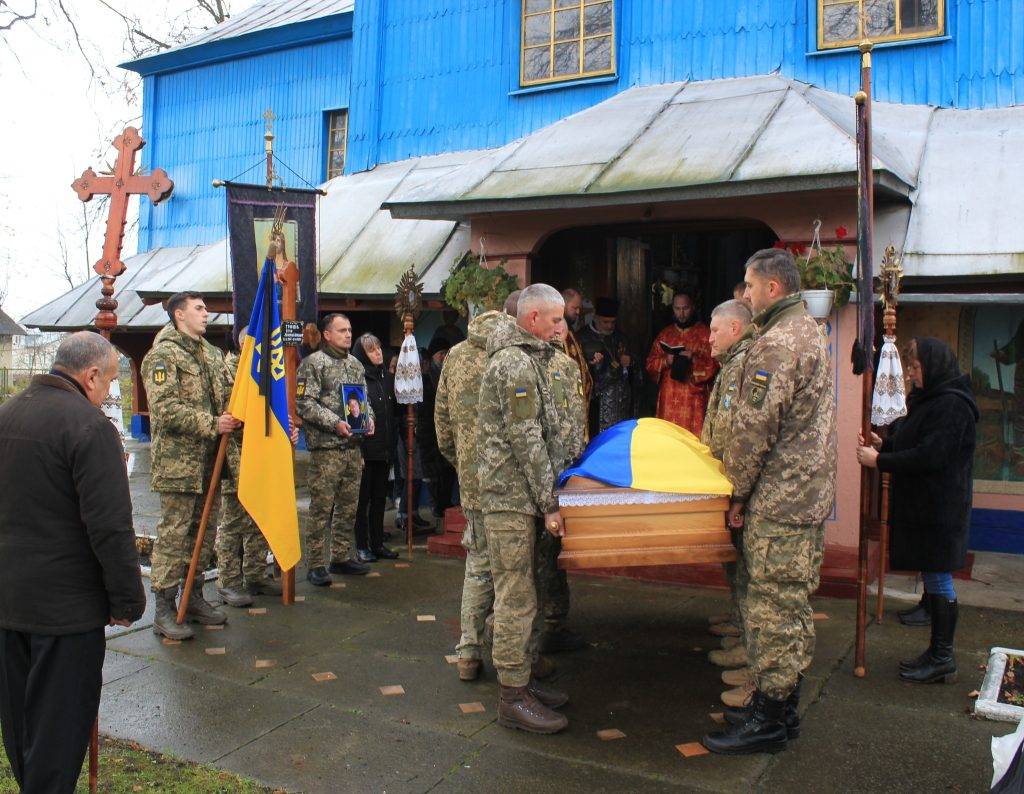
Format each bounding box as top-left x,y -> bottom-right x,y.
342,384 -> 369,434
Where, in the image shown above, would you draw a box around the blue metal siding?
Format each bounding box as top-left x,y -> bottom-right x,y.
347,0 -> 1023,172
140,36 -> 350,250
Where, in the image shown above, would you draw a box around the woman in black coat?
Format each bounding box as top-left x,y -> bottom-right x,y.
352,333 -> 399,562
857,337 -> 978,684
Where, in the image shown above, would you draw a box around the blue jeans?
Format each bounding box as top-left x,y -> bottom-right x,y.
922,571 -> 956,600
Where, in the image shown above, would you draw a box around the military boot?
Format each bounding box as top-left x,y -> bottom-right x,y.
702,690 -> 788,755
246,577 -> 282,597
708,644 -> 748,668
724,676 -> 802,739
458,658 -> 481,682
539,627 -> 587,654
528,677 -> 569,708
217,586 -> 254,608
185,580 -> 228,625
709,621 -> 742,638
497,685 -> 568,734
707,612 -> 733,626
152,588 -> 194,641
721,667 -> 753,687
532,655 -> 557,680
720,635 -> 744,650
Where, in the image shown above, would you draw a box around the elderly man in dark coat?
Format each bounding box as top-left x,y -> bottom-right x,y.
857,337 -> 978,685
0,331 -> 146,793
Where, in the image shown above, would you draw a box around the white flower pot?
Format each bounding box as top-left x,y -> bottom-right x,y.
802,289 -> 835,320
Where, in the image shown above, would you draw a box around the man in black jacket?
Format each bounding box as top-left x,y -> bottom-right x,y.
0,331 -> 146,793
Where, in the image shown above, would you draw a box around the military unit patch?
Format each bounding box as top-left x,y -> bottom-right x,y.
296,377 -> 306,397
748,369 -> 771,407
152,363 -> 167,385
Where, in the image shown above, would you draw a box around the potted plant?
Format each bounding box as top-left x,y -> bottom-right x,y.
779,225 -> 855,320
442,252 -> 520,318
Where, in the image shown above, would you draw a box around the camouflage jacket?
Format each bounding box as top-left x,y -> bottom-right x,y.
141,323 -> 228,493
478,320 -> 565,517
701,333 -> 752,461
723,294 -> 837,525
435,311 -> 508,512
548,342 -> 586,470
295,344 -> 371,451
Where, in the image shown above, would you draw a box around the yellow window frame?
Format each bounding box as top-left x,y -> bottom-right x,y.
520,0 -> 616,87
817,0 -> 945,50
326,109 -> 348,181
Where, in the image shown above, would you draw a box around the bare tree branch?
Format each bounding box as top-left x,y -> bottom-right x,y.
53,0 -> 95,79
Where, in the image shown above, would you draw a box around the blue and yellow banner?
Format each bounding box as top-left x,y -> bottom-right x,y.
559,418 -> 733,496
227,260 -> 301,570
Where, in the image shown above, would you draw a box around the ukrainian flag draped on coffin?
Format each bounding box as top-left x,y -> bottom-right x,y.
559,418 -> 732,496
227,261 -> 301,570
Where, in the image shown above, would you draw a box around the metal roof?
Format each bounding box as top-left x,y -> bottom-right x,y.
385,75 -> 932,220
22,153 -> 471,332
0,309 -> 27,337
150,0 -> 352,56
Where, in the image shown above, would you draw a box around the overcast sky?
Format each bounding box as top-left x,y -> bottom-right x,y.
0,1 -> 253,322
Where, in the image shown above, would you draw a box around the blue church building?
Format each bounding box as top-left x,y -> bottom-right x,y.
23,0 -> 1024,575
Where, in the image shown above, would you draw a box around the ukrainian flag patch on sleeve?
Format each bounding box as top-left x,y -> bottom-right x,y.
748,369 -> 771,407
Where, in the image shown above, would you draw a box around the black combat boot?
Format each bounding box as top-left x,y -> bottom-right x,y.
497,685 -> 568,734
897,592 -> 931,627
539,626 -> 588,654
185,580 -> 228,625
307,566 -> 332,586
900,595 -> 958,684
246,577 -> 282,597
702,690 -> 788,755
372,545 -> 399,560
152,588 -> 194,641
724,676 -> 801,739
329,559 -> 370,575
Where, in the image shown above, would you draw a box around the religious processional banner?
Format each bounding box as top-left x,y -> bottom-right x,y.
227,260 -> 301,570
559,418 -> 733,496
225,182 -> 319,343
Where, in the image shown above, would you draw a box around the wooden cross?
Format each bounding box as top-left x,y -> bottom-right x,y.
71,126 -> 173,332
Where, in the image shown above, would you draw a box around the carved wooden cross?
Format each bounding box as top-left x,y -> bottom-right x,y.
71,126 -> 173,331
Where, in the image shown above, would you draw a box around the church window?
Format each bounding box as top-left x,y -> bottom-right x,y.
325,109 -> 348,180
520,0 -> 615,87
818,0 -> 943,49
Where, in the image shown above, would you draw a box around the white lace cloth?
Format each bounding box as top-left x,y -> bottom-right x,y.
871,335 -> 907,426
394,333 -> 423,405
558,490 -> 719,507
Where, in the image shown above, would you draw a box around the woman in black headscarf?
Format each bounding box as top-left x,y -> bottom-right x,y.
857,337 -> 978,684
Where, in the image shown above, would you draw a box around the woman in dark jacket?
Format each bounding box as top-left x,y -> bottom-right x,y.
352,333 -> 399,561
857,337 -> 978,684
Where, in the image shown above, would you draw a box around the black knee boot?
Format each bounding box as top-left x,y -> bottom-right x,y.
897,591 -> 931,627
899,595 -> 957,684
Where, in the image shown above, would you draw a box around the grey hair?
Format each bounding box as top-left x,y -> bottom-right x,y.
355,332 -> 381,352
745,248 -> 801,295
503,289 -> 522,316
53,331 -> 115,374
711,299 -> 752,325
517,283 -> 564,320
561,287 -> 581,301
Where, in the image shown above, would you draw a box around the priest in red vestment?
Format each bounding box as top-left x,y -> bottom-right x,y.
644,292 -> 718,436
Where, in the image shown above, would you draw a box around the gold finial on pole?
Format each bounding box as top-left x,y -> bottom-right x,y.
263,108 -> 277,189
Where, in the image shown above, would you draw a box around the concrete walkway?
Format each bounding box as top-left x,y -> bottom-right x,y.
101,549 -> 1022,793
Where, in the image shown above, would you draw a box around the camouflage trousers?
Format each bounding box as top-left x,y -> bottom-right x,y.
535,530 -> 570,632
456,509 -> 494,661
738,513 -> 826,700
151,490 -> 220,592
723,526 -> 748,627
485,512 -> 545,687
306,447 -> 363,569
215,492 -> 271,589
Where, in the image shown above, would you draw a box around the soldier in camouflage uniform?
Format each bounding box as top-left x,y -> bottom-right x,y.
535,320 -> 588,655
215,343 -> 281,607
478,284 -> 571,735
703,249 -> 836,755
435,310 -> 509,682
296,313 -> 374,587
141,292 -> 238,640
700,300 -> 754,702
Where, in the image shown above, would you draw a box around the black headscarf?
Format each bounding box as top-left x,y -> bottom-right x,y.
907,336 -> 978,418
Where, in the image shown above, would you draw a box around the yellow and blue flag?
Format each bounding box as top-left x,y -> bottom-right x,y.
559,418 -> 733,496
227,260 -> 301,570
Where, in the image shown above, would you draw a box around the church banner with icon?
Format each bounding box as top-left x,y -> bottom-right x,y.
225,182 -> 319,343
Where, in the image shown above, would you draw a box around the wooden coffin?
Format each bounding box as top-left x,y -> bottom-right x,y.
557,476 -> 736,570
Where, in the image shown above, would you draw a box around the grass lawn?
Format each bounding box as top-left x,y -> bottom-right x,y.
0,735 -> 275,793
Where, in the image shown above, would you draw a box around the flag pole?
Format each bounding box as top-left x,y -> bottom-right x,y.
278,260 -> 300,604
854,37 -> 876,679
176,435 -> 229,624
394,267 -> 425,560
